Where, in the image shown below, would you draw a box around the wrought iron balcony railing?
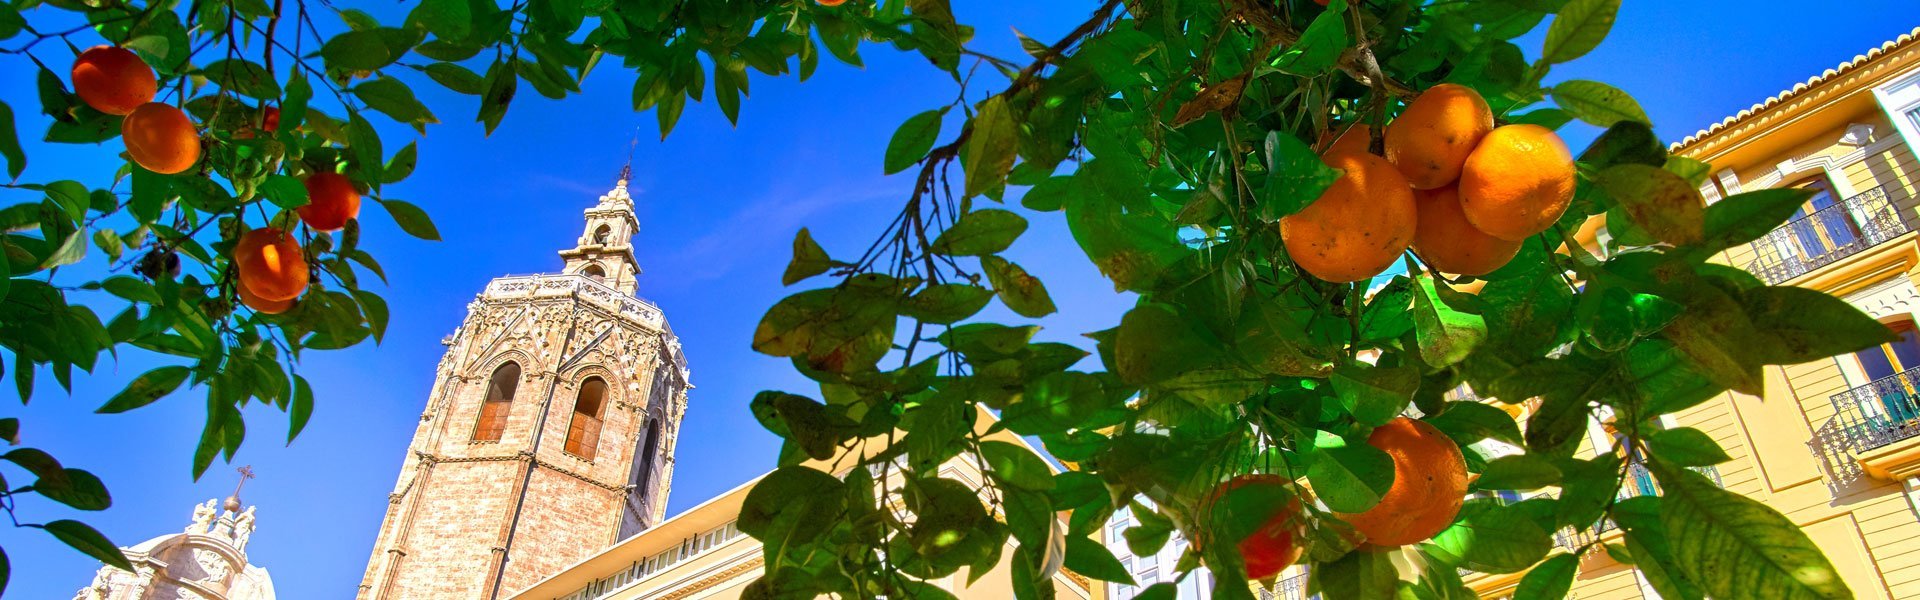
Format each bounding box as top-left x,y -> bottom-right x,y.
1258,571 -> 1315,600
1744,186 -> 1908,284
1815,365 -> 1920,484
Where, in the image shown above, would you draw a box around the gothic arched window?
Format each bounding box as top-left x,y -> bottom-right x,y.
473,362 -> 521,442
582,264 -> 606,282
593,224 -> 612,245
565,377 -> 608,460
634,418 -> 662,491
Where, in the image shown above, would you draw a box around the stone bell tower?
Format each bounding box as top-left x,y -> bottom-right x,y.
358,173 -> 690,600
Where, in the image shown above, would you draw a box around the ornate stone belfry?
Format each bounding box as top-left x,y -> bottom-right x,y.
558,170 -> 643,295
358,172 -> 690,600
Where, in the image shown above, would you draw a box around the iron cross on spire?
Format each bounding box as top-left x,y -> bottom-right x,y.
232,465 -> 255,498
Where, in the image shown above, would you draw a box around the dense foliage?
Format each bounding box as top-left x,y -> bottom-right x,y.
0,0 -> 1884,597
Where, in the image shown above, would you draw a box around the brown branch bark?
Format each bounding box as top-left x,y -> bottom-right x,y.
1227,0 -> 1418,99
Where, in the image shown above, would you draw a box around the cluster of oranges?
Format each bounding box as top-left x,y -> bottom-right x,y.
72,46 -> 199,175
1282,83 -> 1576,283
1200,417 -> 1467,578
69,45 -> 363,314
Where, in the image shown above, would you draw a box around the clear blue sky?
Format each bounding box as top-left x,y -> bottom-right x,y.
6,2 -> 1917,597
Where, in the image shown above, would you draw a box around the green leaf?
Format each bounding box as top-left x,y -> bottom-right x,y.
932,209 -> 1027,256
478,59 -> 517,135
44,520 -> 131,571
1274,0 -> 1349,75
1541,0 -> 1620,64
738,466 -> 846,570
1652,460 -> 1852,599
981,440 -> 1055,491
1307,429 -> 1396,513
1064,535 -> 1133,584
1312,547 -> 1398,600
259,174 -> 309,209
1552,80 -> 1649,127
1743,285 -> 1895,367
347,111 -> 385,182
36,468 -> 111,510
885,108 -> 946,175
982,256 -> 1056,318
962,96 -> 1018,199
376,199 -> 441,241
1329,363 -> 1417,426
1596,164 -> 1703,245
0,100 -> 23,179
288,375 -> 314,443
1122,500 -> 1175,558
1692,188 -> 1815,258
1514,553 -> 1579,600
1413,275 -> 1486,367
410,0 -> 472,41
782,228 -> 834,286
1431,499 -> 1553,573
1645,427 -> 1730,467
354,289 -> 390,344
200,59 -> 279,99
96,366 -> 190,413
355,76 -> 439,128
421,62 -> 485,95
901,283 -> 993,324
322,29 -> 402,71
280,72 -> 311,136
1426,401 -> 1525,447
41,230 -> 87,269
1257,131 -> 1342,221
1578,120 -> 1666,168
1476,454 -> 1563,491
1555,454 -> 1622,529
384,142 -> 419,184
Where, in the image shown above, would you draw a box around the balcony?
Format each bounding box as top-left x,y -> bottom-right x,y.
1743,186 -> 1908,285
1258,571 -> 1314,600
1815,365 -> 1920,485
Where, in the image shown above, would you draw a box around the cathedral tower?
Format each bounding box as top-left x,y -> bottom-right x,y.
358,175 -> 690,599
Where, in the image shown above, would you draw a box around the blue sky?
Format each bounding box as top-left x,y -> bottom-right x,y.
5,2 -> 1918,597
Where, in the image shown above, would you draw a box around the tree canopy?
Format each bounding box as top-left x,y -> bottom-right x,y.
0,0 -> 1883,598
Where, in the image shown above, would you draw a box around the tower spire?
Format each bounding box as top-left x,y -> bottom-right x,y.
618,127 -> 638,186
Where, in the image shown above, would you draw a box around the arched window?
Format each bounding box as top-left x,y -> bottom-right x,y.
581,264 -> 606,282
473,362 -> 520,442
593,224 -> 612,245
565,377 -> 608,459
634,418 -> 662,491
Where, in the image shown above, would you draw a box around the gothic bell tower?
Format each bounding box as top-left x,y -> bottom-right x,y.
358,173 -> 690,600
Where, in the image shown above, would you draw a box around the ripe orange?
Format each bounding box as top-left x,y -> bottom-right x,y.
1385,83 -> 1493,190
1280,152 -> 1416,283
71,46 -> 156,116
1334,417 -> 1467,546
122,102 -> 201,174
233,228 -> 309,302
817,0 -> 846,5
299,172 -> 362,232
237,278 -> 294,314
1458,124 -> 1576,241
1323,123 -> 1373,156
261,106 -> 280,132
1197,475 -> 1306,580
1412,185 -> 1522,276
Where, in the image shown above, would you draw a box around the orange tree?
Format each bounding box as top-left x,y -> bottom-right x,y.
0,0 -> 1875,598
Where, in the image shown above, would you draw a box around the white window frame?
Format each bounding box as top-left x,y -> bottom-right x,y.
1873,68 -> 1920,157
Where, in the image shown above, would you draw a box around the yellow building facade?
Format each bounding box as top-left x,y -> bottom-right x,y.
507,415 -> 1103,600
1468,26 -> 1920,599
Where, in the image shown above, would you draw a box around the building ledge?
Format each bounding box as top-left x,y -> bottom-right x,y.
1857,436 -> 1920,481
